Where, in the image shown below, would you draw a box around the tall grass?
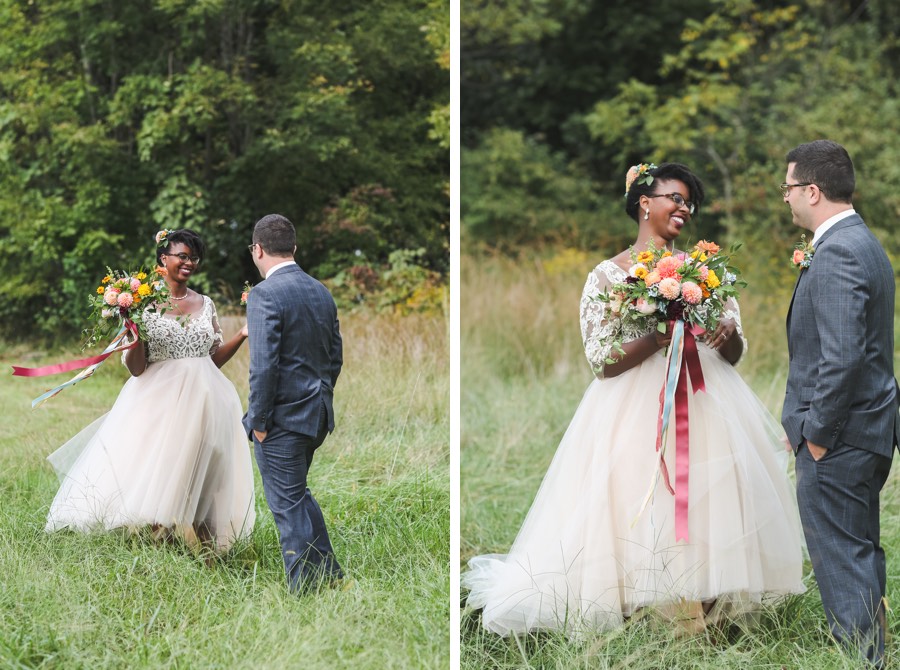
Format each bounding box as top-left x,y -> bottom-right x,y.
0,312 -> 449,669
461,250 -> 900,669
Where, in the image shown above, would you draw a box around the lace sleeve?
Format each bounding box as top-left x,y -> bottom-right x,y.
720,296 -> 747,365
208,297 -> 225,355
579,265 -> 616,379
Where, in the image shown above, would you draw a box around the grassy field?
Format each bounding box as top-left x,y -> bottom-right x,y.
0,312 -> 449,669
460,249 -> 900,669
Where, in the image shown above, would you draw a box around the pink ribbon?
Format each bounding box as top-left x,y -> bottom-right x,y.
11,321 -> 139,377
656,322 -> 706,542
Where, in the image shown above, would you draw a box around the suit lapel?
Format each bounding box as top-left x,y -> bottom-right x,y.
786,269 -> 803,328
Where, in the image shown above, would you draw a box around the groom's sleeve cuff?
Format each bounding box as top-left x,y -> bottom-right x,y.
804,418 -> 843,449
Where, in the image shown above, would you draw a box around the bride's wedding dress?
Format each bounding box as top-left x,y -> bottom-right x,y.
463,260 -> 806,636
46,296 -> 255,550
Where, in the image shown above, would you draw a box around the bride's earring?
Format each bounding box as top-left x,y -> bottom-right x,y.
644,209 -> 649,220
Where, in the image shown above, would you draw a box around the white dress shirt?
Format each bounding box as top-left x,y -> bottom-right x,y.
266,260 -> 297,279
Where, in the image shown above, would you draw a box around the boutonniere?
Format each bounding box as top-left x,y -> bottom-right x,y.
240,281 -> 254,306
792,235 -> 814,269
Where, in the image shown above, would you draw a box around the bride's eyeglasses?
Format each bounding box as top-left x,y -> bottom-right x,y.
645,193 -> 695,215
163,252 -> 201,265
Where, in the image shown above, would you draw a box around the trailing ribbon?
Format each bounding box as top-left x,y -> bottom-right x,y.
11,321 -> 139,408
634,320 -> 706,542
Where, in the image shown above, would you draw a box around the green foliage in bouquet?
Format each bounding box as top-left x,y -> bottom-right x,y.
597,240 -> 746,363
85,268 -> 170,348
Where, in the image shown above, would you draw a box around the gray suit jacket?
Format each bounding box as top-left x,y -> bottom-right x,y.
782,213 -> 899,457
243,263 -> 343,439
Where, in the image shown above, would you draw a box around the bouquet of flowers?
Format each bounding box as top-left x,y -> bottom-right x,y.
597,240 -> 744,363
85,268 -> 170,347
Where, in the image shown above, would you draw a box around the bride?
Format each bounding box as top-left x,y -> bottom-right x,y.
463,162 -> 805,636
45,229 -> 255,551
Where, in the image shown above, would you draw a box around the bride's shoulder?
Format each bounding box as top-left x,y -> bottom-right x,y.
587,258 -> 626,280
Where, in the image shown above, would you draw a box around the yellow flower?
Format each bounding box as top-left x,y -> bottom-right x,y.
706,269 -> 721,288
136,272 -> 147,280
662,251 -> 673,258
137,283 -> 151,297
690,250 -> 708,262
102,275 -> 112,283
96,286 -> 105,294
636,251 -> 654,264
634,266 -> 648,279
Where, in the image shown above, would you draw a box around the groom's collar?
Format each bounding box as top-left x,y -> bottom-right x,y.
811,208 -> 856,247
266,260 -> 297,279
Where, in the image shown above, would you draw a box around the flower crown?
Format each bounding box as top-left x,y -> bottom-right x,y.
155,229 -> 174,248
624,163 -> 658,196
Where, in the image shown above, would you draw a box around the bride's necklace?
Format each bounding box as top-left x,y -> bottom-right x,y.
170,291 -> 189,301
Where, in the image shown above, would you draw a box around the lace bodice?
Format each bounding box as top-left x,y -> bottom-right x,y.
141,296 -> 225,363
579,260 -> 746,378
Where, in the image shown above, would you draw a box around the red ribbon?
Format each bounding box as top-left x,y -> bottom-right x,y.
11,321 -> 139,377
656,322 -> 706,542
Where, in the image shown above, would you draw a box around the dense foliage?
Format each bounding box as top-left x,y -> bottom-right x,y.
462,0 -> 900,273
0,0 -> 449,339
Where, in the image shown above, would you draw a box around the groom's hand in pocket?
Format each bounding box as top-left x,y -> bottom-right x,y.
254,430 -> 268,443
807,440 -> 828,461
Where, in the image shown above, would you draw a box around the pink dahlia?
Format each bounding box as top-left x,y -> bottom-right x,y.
104,289 -> 120,306
681,281 -> 702,305
117,292 -> 134,308
658,277 -> 681,300
656,256 -> 682,279
130,277 -> 142,291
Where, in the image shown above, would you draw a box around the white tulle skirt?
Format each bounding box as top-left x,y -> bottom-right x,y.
45,356 -> 256,551
463,344 -> 806,636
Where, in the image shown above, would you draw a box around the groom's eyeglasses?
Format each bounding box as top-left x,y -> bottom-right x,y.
645,193 -> 696,215
780,182 -> 812,197
163,252 -> 201,265
248,244 -> 258,253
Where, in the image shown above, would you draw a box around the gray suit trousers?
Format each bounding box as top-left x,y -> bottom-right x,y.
796,441 -> 892,667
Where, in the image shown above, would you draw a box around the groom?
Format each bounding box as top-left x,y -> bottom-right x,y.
243,213 -> 344,591
781,140 -> 899,667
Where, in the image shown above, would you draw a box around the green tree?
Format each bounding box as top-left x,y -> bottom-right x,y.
0,0 -> 448,340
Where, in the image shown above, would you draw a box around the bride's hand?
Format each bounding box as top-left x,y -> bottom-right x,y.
240,323 -> 249,338
708,317 -> 736,350
654,322 -> 674,350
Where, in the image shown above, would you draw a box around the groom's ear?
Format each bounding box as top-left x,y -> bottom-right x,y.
807,184 -> 822,204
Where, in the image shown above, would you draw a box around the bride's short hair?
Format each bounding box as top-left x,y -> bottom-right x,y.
156,229 -> 206,266
624,163 -> 706,223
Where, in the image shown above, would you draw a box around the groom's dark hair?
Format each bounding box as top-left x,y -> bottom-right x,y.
786,140 -> 855,204
253,214 -> 297,257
